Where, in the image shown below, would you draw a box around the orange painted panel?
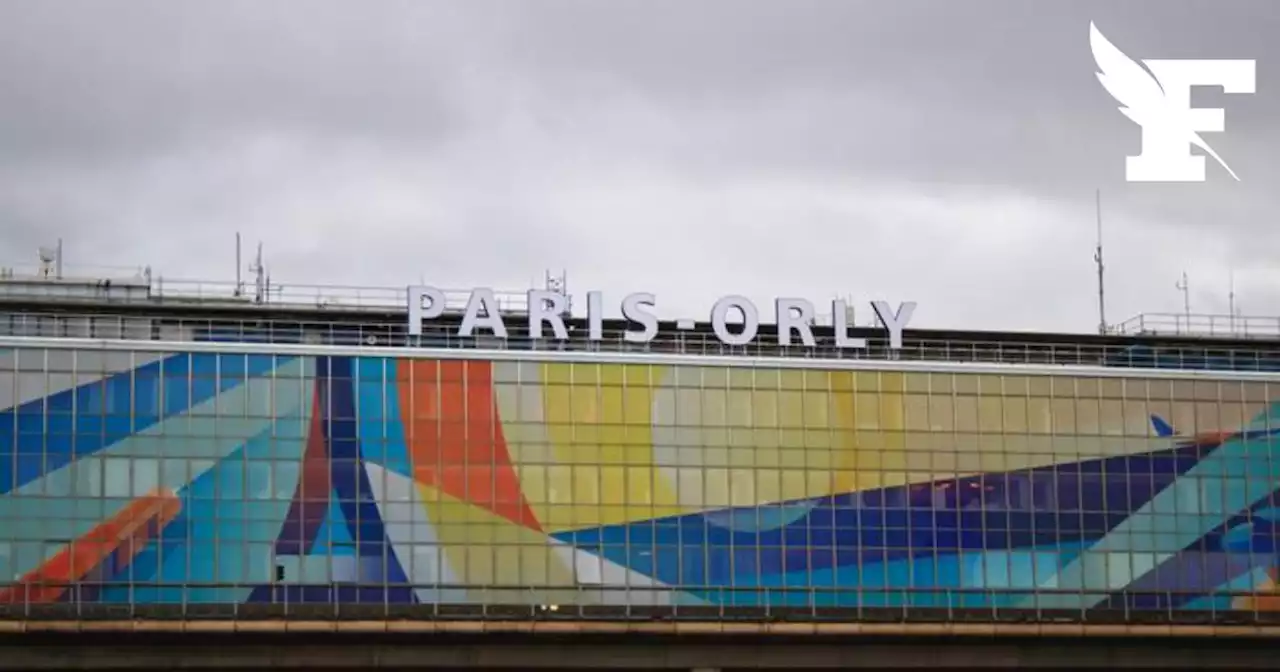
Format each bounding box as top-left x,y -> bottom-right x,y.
1,488 -> 182,604
395,359 -> 541,530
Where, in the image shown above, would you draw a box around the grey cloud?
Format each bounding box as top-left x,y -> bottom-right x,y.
0,0 -> 1276,332
0,0 -> 483,162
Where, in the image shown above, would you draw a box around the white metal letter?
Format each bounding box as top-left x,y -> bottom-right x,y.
832,299 -> 867,349
406,285 -> 446,337
587,290 -> 604,341
871,300 -> 916,350
527,290 -> 569,340
459,288 -> 509,339
775,298 -> 816,347
711,295 -> 758,346
621,293 -> 658,343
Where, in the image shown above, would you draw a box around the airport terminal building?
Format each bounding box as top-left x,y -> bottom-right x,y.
2,262 -> 1280,633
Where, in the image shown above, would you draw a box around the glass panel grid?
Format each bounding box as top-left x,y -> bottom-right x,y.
0,347 -> 1277,623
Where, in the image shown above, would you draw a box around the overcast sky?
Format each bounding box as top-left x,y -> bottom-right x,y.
1,0 -> 1276,333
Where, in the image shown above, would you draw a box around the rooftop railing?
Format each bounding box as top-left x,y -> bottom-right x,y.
6,265 -> 1280,342
0,264 -> 533,314
150,278 -> 534,314
1,581 -> 1280,629
3,309 -> 1279,372
1111,313 -> 1280,340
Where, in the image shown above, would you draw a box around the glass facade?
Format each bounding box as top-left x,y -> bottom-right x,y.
2,345 -> 1280,617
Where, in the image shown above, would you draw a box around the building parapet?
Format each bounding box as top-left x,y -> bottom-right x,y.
2,308 -> 1279,373
1111,312 -> 1280,340
5,263 -> 1280,343
0,264 -> 530,315
2,262 -> 1278,371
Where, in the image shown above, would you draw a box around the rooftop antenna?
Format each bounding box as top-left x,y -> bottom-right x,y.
823,294 -> 856,327
1229,270 -> 1240,333
544,268 -> 566,293
1175,271 -> 1191,332
37,245 -> 57,279
1094,189 -> 1107,335
250,242 -> 266,304
234,232 -> 243,298
544,268 -> 569,314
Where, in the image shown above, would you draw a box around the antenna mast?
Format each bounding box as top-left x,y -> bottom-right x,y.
1175,271 -> 1191,331
544,268 -> 569,315
1229,270 -> 1238,333
250,242 -> 266,304
1094,189 -> 1107,335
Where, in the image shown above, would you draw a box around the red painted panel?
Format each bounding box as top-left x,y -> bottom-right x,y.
395,359 -> 540,530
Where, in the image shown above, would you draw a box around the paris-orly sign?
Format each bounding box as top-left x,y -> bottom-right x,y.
407,286 -> 916,350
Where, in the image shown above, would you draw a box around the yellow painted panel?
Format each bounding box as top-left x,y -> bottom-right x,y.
415,483 -> 575,592
781,469 -> 808,501
854,393 -> 879,430
802,391 -> 829,427
493,363 -> 557,524
882,372 -> 906,393
778,390 -> 803,428
539,363 -> 681,530
519,465 -> 548,504
492,360 -> 1211,529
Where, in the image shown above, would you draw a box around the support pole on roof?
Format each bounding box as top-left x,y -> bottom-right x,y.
1094,189 -> 1107,335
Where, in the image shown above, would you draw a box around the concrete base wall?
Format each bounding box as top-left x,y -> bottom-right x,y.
3,632 -> 1280,670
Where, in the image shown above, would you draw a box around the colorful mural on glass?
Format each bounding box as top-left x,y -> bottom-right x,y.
1,348 -> 1279,614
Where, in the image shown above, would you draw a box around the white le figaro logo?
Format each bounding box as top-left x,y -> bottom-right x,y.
1090,22 -> 1255,182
